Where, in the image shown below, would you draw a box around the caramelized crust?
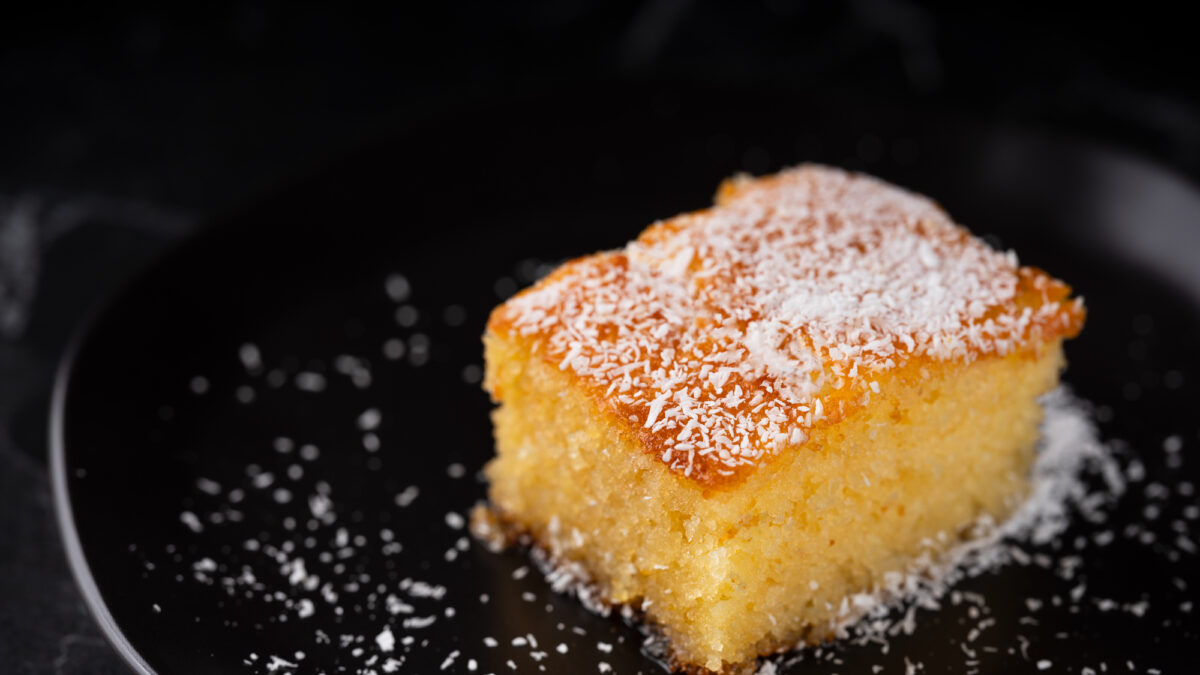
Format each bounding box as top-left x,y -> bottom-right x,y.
486,166 -> 1084,488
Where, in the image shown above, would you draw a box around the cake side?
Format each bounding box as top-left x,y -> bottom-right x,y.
488,165 -> 1084,487
483,325 -> 1067,672
479,165 -> 1086,672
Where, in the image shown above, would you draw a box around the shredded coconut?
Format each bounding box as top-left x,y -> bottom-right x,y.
495,166 -> 1083,481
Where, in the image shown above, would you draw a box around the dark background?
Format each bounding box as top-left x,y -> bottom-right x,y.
1,2 -> 1197,673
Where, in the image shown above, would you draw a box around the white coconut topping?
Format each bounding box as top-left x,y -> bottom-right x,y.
497,165 -> 1082,479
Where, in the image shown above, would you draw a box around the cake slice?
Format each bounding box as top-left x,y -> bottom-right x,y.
477,165 -> 1084,672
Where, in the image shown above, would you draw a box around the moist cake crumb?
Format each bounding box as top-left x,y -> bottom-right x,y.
480,166 -> 1088,671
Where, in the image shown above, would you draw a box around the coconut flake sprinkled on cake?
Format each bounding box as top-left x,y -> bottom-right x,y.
491,165 -> 1084,481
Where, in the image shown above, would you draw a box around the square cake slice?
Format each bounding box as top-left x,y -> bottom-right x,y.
477,165 -> 1084,672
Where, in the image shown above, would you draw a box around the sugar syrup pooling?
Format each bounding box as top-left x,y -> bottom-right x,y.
493,166 -> 1085,483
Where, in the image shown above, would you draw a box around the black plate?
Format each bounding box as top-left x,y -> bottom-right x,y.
52,85 -> 1200,674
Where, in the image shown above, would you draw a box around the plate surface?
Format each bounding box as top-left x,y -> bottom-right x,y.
53,86 -> 1200,674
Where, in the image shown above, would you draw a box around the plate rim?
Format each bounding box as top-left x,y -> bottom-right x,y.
50,306 -> 158,675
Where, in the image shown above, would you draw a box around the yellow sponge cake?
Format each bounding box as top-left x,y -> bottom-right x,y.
477,166 -> 1085,672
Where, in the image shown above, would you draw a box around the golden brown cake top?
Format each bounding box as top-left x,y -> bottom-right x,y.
487,166 -> 1084,486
